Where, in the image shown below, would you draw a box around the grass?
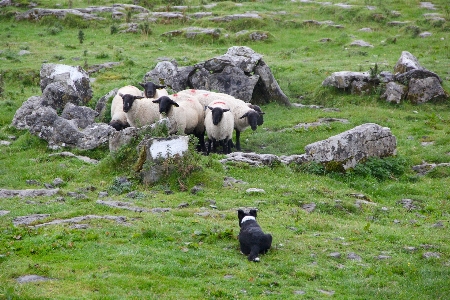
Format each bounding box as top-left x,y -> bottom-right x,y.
1,0 -> 450,299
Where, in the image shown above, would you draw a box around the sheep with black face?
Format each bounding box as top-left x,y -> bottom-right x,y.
139,81 -> 168,99
109,85 -> 143,131
120,93 -> 160,128
152,95 -> 206,152
204,101 -> 234,155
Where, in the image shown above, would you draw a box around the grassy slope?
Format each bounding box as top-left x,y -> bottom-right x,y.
1,0 -> 450,299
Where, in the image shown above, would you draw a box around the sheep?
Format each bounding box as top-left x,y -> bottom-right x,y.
205,97 -> 264,151
247,103 -> 264,126
139,81 -> 168,99
109,85 -> 143,131
177,89 -> 234,107
152,95 -> 206,151
204,101 -> 234,155
120,93 -> 161,128
175,90 -> 265,150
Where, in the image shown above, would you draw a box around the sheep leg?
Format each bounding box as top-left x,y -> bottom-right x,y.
227,139 -> 233,154
207,138 -> 213,155
222,139 -> 228,154
194,132 -> 206,153
235,130 -> 241,151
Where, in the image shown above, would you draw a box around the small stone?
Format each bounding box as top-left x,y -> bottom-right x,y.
419,31 -> 432,38
318,289 -> 335,296
191,185 -> 203,194
302,203 -> 316,213
178,202 -> 189,208
52,178 -> 64,186
294,290 -> 306,295
404,246 -> 417,252
126,191 -> 139,199
347,252 -> 362,261
151,208 -> 170,213
26,180 -> 40,185
329,252 -> 341,258
98,192 -> 108,198
423,252 -> 440,259
16,275 -> 51,283
246,188 -> 265,194
375,255 -> 391,260
195,211 -> 210,217
432,221 -> 444,228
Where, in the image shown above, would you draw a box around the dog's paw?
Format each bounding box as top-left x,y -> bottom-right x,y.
253,257 -> 260,262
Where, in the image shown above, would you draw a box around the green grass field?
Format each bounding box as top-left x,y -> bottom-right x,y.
1,0 -> 449,299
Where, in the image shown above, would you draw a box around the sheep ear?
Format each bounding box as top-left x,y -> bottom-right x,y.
152,99 -> 160,103
118,93 -> 123,97
223,109 -> 230,112
139,82 -> 145,87
239,112 -> 249,119
207,106 -> 213,111
156,84 -> 166,89
135,96 -> 144,100
171,100 -> 179,107
259,112 -> 265,115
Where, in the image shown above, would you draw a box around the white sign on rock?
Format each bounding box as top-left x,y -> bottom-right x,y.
147,136 -> 190,160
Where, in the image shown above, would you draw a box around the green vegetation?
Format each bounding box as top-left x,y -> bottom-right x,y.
0,0 -> 449,299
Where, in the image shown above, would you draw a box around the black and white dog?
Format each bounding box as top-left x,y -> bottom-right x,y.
238,209 -> 272,262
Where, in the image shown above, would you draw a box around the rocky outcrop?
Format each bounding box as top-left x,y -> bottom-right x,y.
221,123 -> 397,171
322,51 -> 448,103
304,123 -> 397,170
12,64 -> 114,150
40,63 -> 93,111
144,46 -> 291,106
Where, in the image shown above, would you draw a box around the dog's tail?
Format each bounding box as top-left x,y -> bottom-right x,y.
248,246 -> 261,262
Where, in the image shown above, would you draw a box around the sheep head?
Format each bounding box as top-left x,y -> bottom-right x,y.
120,93 -> 144,113
140,81 -> 166,98
239,110 -> 262,131
153,96 -> 179,115
248,104 -> 265,126
208,106 -> 230,126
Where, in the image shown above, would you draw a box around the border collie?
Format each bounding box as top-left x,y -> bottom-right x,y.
238,209 -> 272,262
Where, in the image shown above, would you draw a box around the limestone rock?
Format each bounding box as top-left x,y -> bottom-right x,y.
11,96 -> 44,130
304,123 -> 397,170
407,77 -> 447,103
322,71 -> 370,89
40,63 -> 92,110
394,51 -> 423,74
381,82 -> 407,104
61,103 -> 98,129
143,46 -> 290,106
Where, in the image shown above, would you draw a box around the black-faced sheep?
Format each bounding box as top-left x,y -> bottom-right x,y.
152,95 -> 206,151
217,98 -> 264,151
205,101 -> 234,155
139,82 -> 168,99
175,89 -> 265,151
120,93 -> 160,128
109,85 -> 143,131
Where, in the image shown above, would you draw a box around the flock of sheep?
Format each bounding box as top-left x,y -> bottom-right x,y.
109,82 -> 265,154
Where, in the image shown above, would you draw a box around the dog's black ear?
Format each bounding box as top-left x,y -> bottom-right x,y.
238,209 -> 245,218
249,209 -> 257,218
